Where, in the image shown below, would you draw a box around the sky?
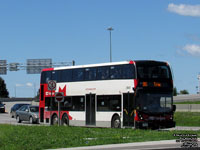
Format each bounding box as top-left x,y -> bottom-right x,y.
0,0 -> 200,97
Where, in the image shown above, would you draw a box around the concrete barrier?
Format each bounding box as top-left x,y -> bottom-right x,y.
176,104 -> 200,112
3,101 -> 39,113
0,98 -> 38,102
173,94 -> 200,102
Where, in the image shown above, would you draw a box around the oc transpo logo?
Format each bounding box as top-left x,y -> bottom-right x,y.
45,85 -> 67,96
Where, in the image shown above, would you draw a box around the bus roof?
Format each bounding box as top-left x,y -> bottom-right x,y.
41,60 -> 168,72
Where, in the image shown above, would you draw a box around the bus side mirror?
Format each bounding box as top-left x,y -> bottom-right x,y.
172,105 -> 176,112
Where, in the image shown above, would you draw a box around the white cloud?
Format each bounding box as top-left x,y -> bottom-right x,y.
26,82 -> 33,87
15,84 -> 24,87
168,3 -> 200,17
182,44 -> 200,56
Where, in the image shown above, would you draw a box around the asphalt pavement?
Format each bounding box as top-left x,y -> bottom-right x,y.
47,139 -> 200,150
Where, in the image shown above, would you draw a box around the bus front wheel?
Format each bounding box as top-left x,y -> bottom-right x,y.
111,115 -> 121,128
61,114 -> 69,126
52,114 -> 58,125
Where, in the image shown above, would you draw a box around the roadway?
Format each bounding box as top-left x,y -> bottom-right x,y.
0,100 -> 38,125
49,140 -> 200,150
0,112 -> 37,126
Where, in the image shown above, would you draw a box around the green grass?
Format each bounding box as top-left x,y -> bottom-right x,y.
0,125 -> 199,150
174,112 -> 200,126
174,101 -> 200,104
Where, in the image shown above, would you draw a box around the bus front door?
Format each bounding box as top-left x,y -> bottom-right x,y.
123,93 -> 135,127
86,94 -> 96,126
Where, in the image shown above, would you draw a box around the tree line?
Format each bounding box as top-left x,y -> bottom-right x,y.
0,77 -> 9,98
173,87 -> 189,96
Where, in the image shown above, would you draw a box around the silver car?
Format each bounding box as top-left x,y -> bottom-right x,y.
16,105 -> 39,124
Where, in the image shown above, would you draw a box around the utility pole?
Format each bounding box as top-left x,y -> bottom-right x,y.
197,74 -> 200,94
107,27 -> 114,62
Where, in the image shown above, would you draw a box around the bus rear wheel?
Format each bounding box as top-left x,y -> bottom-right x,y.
111,115 -> 121,128
61,114 -> 69,126
52,114 -> 58,125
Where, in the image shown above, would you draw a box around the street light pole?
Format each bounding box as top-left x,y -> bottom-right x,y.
107,27 -> 114,62
15,85 -> 16,97
198,74 -> 200,94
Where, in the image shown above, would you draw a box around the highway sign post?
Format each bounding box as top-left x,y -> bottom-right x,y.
55,92 -> 64,126
48,80 -> 56,125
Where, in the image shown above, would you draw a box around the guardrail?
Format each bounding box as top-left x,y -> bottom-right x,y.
174,94 -> 200,102
176,104 -> 200,112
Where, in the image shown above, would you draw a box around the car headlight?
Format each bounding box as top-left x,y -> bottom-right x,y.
33,114 -> 38,118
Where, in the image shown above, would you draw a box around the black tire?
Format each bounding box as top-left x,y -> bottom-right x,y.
16,115 -> 21,123
111,115 -> 121,128
61,114 -> 69,126
29,116 -> 34,124
10,111 -> 14,118
52,114 -> 58,125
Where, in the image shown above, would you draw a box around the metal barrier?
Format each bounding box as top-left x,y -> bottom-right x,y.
176,104 -> 200,112
0,98 -> 38,102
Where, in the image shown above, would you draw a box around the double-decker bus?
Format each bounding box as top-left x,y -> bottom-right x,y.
39,60 -> 176,129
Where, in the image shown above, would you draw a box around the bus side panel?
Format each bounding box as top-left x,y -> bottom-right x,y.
67,112 -> 85,126
96,112 -> 121,127
56,80 -> 135,96
39,84 -> 45,123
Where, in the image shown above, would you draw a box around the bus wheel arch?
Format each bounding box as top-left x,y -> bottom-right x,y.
51,113 -> 58,125
111,114 -> 121,128
61,113 -> 69,126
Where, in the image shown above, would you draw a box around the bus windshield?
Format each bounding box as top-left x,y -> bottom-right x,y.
136,62 -> 171,79
136,92 -> 173,113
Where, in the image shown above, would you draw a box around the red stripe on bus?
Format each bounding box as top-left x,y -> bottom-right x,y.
129,60 -> 135,64
134,79 -> 138,89
42,68 -> 54,72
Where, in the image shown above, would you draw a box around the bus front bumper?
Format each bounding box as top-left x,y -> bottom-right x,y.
135,120 -> 176,129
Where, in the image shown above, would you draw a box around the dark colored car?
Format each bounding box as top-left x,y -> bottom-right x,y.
16,105 -> 39,124
0,102 -> 5,113
10,103 -> 30,118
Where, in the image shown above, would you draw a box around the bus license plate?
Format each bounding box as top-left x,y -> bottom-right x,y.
142,123 -> 148,127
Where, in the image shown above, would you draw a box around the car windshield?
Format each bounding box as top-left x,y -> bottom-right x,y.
136,92 -> 172,113
13,104 -> 27,110
18,105 -> 27,111
30,107 -> 39,112
16,104 -> 24,109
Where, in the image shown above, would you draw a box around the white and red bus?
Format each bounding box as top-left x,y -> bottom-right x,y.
39,60 -> 176,129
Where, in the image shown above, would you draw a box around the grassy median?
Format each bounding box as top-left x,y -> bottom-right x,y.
174,112 -> 200,126
0,125 -> 199,150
